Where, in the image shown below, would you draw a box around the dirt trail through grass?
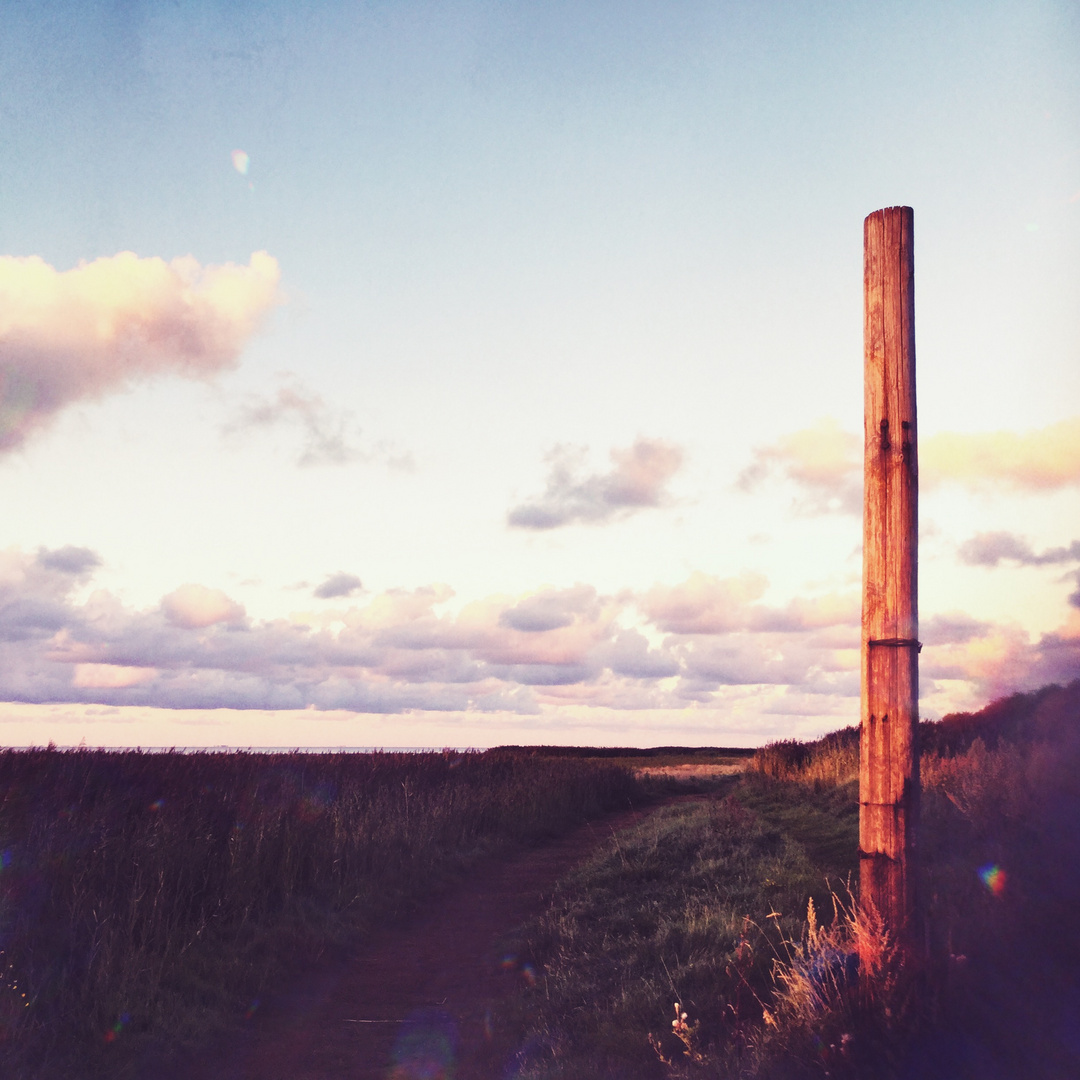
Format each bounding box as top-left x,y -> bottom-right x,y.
151,794 -> 702,1080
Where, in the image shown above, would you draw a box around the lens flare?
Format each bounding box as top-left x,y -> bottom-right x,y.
103,1012 -> 131,1043
979,863 -> 1006,896
390,1008 -> 458,1080
231,150 -> 250,176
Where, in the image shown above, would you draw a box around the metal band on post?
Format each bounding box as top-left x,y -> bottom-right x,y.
867,638 -> 922,653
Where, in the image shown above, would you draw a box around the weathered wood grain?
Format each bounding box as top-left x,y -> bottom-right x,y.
860,206 -> 919,944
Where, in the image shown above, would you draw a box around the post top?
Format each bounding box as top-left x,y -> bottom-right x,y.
865,206 -> 913,223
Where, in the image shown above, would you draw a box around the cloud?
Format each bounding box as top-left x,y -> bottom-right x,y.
73,663 -> 158,689
740,416 -> 1080,512
161,584 -> 246,629
957,532 -> 1080,567
0,251 -> 281,452
737,418 -> 861,514
224,375 -> 415,470
922,418 -> 1080,491
641,571 -> 769,634
314,572 -> 364,600
498,586 -> 596,632
225,378 -> 361,466
507,438 -> 683,529
36,545 -> 102,576
0,545 -> 1070,722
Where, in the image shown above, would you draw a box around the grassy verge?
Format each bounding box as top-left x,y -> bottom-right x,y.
0,747 -> 643,1079
493,778 -> 858,1078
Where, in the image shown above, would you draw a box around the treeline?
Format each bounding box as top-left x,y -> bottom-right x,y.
0,747 -> 641,1078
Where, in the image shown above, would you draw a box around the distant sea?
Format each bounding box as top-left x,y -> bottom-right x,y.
21,745 -> 482,754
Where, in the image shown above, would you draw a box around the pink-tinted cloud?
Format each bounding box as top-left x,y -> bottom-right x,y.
508,438 -> 684,529
740,416 -> 1080,512
737,418 -> 861,514
0,546 -> 1072,722
922,418 -> 1080,491
641,571 -> 769,634
161,584 -> 246,629
0,250 -> 280,451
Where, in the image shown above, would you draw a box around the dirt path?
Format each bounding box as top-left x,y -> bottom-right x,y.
153,796 -> 700,1080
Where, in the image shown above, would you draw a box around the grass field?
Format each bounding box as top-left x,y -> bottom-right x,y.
0,747 -> 642,1079
2,681 -> 1077,1078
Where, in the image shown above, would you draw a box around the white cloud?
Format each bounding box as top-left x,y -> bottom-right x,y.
0,250 -> 280,452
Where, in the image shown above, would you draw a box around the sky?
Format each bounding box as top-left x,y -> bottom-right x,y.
0,0 -> 1077,749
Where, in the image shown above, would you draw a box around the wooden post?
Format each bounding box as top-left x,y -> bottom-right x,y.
860,206 -> 919,946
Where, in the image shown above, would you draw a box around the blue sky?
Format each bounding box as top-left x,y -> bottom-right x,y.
0,0 -> 1077,747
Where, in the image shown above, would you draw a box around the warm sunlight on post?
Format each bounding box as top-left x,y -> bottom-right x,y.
860,206 -> 920,951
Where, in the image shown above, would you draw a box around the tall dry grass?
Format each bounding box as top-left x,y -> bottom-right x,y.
0,747 -> 641,1078
746,679 -> 1080,1078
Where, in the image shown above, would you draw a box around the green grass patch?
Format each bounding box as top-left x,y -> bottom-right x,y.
496,778 -> 858,1078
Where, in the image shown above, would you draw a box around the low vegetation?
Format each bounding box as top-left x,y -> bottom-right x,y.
4,682 -> 1076,1078
501,680 -> 1080,1078
0,747 -> 642,1078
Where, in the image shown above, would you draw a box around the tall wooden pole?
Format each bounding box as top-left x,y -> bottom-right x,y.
860,206 -> 919,945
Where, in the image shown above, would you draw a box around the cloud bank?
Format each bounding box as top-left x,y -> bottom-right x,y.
0,250 -> 281,451
508,438 -> 684,529
3,546 -> 1072,722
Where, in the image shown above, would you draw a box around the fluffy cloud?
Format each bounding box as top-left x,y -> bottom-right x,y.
314,572 -> 364,600
508,438 -> 683,529
161,584 -> 246,629
0,250 -> 280,451
640,571 -> 859,636
641,571 -> 769,634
